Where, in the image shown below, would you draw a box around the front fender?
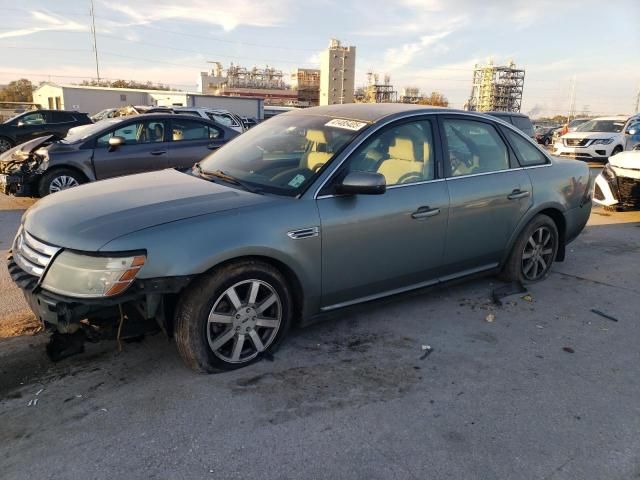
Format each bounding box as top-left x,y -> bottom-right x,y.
100,200 -> 323,318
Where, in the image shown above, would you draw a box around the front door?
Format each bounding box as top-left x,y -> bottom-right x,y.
168,118 -> 227,170
317,118 -> 450,308
439,116 -> 533,277
92,119 -> 170,179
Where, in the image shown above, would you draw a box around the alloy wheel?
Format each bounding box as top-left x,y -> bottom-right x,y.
206,279 -> 282,363
49,175 -> 79,193
521,226 -> 555,280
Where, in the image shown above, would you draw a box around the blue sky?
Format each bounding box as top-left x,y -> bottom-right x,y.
1,0 -> 638,117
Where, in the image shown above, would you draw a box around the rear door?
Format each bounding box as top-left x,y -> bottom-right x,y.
438,115 -> 533,278
168,118 -> 228,170
91,119 -> 170,179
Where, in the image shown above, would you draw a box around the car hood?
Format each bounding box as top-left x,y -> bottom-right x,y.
24,169 -> 277,251
0,135 -> 54,164
609,151 -> 640,170
562,131 -> 622,140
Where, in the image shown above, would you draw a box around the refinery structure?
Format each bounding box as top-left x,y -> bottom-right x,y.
319,39 -> 356,105
466,60 -> 525,112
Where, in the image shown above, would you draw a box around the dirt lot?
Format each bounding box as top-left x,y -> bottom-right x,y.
1,190 -> 639,480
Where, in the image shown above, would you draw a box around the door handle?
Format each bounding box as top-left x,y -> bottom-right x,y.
207,143 -> 219,150
507,189 -> 530,200
150,150 -> 167,156
411,206 -> 441,219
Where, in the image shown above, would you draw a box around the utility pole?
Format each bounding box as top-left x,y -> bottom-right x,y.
90,0 -> 100,82
567,76 -> 576,122
635,82 -> 640,113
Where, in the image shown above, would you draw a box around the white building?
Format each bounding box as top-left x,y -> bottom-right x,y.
320,39 -> 356,105
33,83 -> 264,119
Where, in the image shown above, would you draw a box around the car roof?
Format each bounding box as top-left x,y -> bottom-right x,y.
590,116 -> 629,121
285,103 -> 453,123
484,111 -> 529,118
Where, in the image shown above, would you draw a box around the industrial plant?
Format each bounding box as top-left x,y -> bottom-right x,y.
466,60 -> 525,112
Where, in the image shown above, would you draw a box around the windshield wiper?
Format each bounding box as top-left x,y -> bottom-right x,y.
200,167 -> 262,194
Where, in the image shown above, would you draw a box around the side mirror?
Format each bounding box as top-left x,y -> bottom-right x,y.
335,171 -> 386,195
16,121 -> 25,127
108,136 -> 125,151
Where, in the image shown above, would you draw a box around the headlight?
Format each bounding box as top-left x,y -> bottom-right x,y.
41,251 -> 146,298
591,138 -> 614,145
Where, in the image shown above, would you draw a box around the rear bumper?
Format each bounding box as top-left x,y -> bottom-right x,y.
7,251 -> 193,329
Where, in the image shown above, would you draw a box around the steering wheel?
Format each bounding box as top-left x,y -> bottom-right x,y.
396,172 -> 423,184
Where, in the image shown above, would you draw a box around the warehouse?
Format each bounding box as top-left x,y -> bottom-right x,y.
33,83 -> 264,119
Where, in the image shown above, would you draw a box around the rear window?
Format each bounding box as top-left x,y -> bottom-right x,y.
51,111 -> 74,123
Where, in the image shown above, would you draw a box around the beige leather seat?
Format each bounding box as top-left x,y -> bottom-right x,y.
377,137 -> 423,185
301,130 -> 333,171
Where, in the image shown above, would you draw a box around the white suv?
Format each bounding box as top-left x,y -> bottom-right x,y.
554,116 -> 627,161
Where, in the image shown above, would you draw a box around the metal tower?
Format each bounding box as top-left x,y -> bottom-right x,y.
467,60 -> 525,112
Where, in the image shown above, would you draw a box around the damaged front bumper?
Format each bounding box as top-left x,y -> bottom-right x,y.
0,170 -> 41,195
593,163 -> 640,210
7,251 -> 193,332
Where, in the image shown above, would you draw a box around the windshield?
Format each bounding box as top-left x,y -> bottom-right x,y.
198,114 -> 365,196
60,118 -> 122,143
576,119 -> 625,133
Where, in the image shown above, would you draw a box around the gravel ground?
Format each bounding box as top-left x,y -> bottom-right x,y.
1,190 -> 639,480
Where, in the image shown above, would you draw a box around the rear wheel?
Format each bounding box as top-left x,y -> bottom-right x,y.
502,214 -> 559,284
175,260 -> 293,373
0,136 -> 14,153
38,168 -> 85,197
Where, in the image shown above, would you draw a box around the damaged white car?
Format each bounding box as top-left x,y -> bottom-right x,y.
593,145 -> 640,210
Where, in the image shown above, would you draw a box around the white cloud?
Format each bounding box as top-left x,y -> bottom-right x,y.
0,11 -> 87,39
100,0 -> 292,32
383,31 -> 453,69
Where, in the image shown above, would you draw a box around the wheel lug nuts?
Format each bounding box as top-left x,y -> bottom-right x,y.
235,314 -> 240,319
246,308 -> 251,313
246,327 -> 251,332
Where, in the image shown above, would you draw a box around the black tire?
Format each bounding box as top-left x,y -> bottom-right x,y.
38,168 -> 85,197
543,137 -> 551,146
0,136 -> 14,153
502,214 -> 559,284
174,259 -> 293,373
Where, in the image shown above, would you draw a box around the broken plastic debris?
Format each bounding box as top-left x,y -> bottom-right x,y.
35,388 -> 43,396
522,294 -> 533,302
27,399 -> 33,407
491,282 -> 527,306
485,313 -> 495,323
536,325 -> 544,329
33,398 -> 38,407
590,309 -> 619,322
100,408 -> 108,412
563,347 -> 575,353
420,345 -> 434,360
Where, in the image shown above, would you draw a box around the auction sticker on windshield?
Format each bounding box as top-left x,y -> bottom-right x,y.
325,119 -> 368,131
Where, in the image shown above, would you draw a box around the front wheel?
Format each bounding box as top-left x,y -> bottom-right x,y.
502,214 -> 559,284
39,168 -> 85,196
174,260 -> 293,372
0,136 -> 14,153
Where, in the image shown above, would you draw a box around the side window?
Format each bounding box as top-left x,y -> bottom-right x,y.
208,113 -> 234,127
341,120 -> 435,186
503,129 -> 548,166
96,120 -> 166,147
171,119 -> 218,141
512,116 -> 535,137
51,111 -> 73,123
19,112 -> 46,125
443,119 -> 509,177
